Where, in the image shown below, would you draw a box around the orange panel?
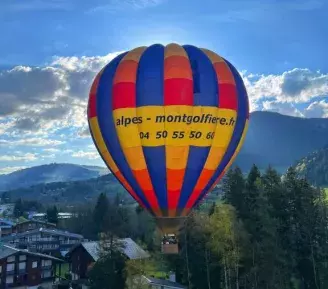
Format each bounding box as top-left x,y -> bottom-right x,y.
122,147 -> 147,170
193,169 -> 216,191
164,56 -> 192,80
213,62 -> 235,84
113,60 -> 138,84
167,169 -> 186,191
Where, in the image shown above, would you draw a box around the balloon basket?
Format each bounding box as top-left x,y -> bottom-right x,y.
161,234 -> 179,254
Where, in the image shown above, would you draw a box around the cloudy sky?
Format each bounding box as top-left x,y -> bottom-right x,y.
0,0 -> 327,174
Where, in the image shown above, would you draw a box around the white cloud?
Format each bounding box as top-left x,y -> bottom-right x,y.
244,68 -> 328,107
0,138 -> 64,147
43,148 -> 60,153
304,100 -> 328,118
72,150 -> 100,160
0,166 -> 28,175
0,52 -> 122,137
261,100 -> 304,117
0,153 -> 37,162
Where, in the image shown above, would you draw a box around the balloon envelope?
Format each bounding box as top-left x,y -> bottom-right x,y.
88,43 -> 249,232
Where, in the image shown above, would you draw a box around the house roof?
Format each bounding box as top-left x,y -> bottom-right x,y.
0,219 -> 15,226
0,245 -> 64,262
0,227 -> 84,241
145,277 -> 186,289
70,238 -> 150,261
16,219 -> 56,227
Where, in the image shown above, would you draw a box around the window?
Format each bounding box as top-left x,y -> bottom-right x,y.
6,263 -> 14,272
19,255 -> 26,261
7,256 -> 15,263
41,270 -> 52,278
32,261 -> 38,268
19,262 -> 26,270
41,259 -> 52,267
6,276 -> 13,284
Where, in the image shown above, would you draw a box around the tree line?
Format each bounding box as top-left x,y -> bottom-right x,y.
11,165 -> 328,289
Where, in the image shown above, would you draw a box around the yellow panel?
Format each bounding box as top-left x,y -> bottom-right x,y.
226,119 -> 249,168
201,48 -> 224,63
113,108 -> 141,148
122,147 -> 147,170
113,106 -> 237,148
89,117 -> 118,172
212,109 -> 237,147
166,146 -> 189,170
137,106 -> 166,146
121,46 -> 147,62
164,43 -> 188,58
204,147 -> 225,170
189,106 -> 218,146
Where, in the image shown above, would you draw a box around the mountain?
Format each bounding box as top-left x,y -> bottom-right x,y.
1,171 -> 222,206
294,146 -> 328,187
1,173 -> 133,206
0,163 -> 108,192
235,111 -> 328,172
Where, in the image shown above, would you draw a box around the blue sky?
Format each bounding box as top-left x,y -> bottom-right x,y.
0,0 -> 328,174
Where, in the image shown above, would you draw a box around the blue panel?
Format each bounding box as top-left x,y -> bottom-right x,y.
182,45 -> 219,106
96,52 -> 153,214
136,44 -> 168,214
194,59 -> 248,207
142,146 -> 168,211
136,44 -> 164,107
177,146 -> 211,213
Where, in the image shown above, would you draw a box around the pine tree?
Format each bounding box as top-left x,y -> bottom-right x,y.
93,193 -> 110,237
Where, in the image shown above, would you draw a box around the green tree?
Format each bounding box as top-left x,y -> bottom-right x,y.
93,193 -> 110,236
88,236 -> 127,289
46,206 -> 58,224
13,198 -> 23,218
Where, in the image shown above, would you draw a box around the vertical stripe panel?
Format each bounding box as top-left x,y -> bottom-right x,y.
112,47 -> 162,216
176,45 -> 218,215
164,43 -> 193,216
190,58 -> 249,212
136,44 -> 168,214
96,52 -> 156,215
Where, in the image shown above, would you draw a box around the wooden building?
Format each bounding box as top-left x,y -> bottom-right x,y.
67,238 -> 150,281
13,219 -> 56,234
1,227 -> 84,256
0,244 -> 64,288
0,219 -> 14,237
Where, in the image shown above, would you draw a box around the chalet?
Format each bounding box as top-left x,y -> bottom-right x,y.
13,219 -> 56,233
67,238 -> 150,280
0,244 -> 64,288
0,219 -> 14,237
1,228 -> 84,256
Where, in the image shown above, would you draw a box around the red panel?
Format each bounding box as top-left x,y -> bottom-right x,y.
219,83 -> 238,110
88,73 -> 102,118
164,78 -> 193,105
112,82 -> 136,109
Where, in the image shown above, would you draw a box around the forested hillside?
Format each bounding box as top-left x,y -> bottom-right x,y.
294,146 -> 328,187
58,165 -> 328,289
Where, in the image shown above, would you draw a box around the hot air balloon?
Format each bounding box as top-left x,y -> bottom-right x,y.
88,43 -> 249,254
